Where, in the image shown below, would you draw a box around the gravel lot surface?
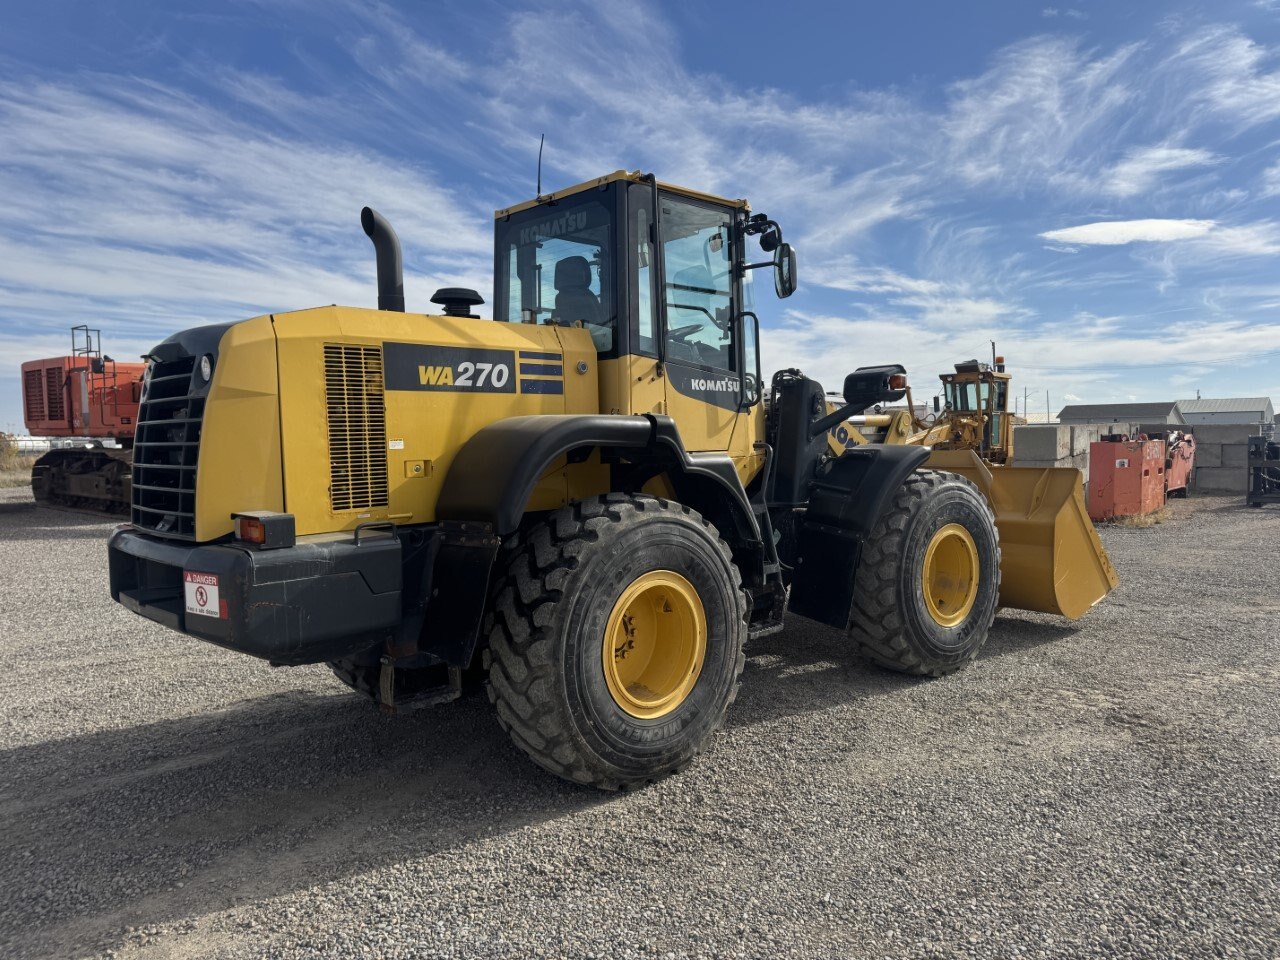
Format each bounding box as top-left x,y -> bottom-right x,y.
0,486 -> 1276,959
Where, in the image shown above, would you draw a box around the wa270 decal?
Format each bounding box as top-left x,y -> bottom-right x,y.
383,343 -> 516,394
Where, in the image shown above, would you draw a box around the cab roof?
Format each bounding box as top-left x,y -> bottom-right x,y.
494,169 -> 750,219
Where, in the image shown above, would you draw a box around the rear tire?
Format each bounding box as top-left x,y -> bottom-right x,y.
484,494 -> 748,790
849,470 -> 1000,677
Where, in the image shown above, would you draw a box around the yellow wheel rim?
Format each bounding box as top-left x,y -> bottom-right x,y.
922,523 -> 980,628
602,570 -> 707,719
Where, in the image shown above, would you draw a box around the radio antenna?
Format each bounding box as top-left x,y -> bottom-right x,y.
536,133 -> 545,198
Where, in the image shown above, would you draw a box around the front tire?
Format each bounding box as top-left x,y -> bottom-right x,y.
849,470 -> 1000,677
484,494 -> 747,790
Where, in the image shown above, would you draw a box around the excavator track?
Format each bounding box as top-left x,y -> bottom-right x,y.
31,446 -> 132,516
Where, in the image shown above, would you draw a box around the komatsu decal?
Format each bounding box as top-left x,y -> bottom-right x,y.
383,343 -> 516,393
665,362 -> 742,411
688,376 -> 738,392
517,210 -> 589,245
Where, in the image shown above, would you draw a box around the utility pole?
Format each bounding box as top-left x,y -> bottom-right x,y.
1024,387 -> 1029,422
1047,390 -> 1051,423
990,340 -> 997,368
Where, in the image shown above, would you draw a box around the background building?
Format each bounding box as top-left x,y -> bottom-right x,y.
1176,397 -> 1275,426
1056,402 -> 1185,426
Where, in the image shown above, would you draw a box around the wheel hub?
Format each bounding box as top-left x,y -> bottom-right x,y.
922,523 -> 980,628
602,570 -> 707,719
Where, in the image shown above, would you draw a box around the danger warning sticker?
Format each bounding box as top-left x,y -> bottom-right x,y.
184,571 -> 225,619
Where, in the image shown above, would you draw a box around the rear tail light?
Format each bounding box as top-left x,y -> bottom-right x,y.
232,511 -> 295,550
235,516 -> 265,543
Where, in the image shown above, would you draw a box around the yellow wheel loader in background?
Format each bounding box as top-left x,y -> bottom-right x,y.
108,170 -> 1114,790
829,358 -> 1118,619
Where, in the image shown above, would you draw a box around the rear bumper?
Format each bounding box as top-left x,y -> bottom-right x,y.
108,526 -> 403,665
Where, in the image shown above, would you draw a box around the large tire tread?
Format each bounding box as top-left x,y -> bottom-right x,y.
848,470 -> 1000,678
483,493 -> 748,791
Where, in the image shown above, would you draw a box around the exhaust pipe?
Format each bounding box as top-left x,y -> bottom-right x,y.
360,206 -> 405,312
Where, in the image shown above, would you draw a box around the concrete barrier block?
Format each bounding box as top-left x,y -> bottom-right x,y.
1015,425 -> 1069,461
1194,465 -> 1247,493
1195,442 -> 1222,468
1221,444 -> 1248,468
1188,424 -> 1264,444
1070,426 -> 1097,457
1010,454 -> 1089,482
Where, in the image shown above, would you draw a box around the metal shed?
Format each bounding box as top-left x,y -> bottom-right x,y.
1176,397 -> 1275,426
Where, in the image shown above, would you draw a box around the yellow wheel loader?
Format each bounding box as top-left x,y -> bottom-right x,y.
108,170 -> 1111,790
828,359 -> 1118,620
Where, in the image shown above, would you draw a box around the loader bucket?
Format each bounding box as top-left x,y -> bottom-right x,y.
923,450 -> 1118,619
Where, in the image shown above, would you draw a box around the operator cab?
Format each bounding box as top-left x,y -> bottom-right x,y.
492,170 -> 796,405
939,359 -> 1013,462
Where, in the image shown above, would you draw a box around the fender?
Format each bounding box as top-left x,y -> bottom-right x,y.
431,414 -> 771,661
788,444 -> 930,629
437,413 -> 761,546
436,414 -> 654,535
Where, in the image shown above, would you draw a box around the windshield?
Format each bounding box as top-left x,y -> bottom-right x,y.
660,195 -> 735,370
494,194 -> 616,352
946,379 -> 989,412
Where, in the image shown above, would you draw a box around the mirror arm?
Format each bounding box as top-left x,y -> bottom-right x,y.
810,402 -> 868,439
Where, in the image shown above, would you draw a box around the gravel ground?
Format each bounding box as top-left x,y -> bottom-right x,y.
0,486 -> 1276,959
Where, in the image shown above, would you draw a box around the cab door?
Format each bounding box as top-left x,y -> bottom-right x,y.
654,193 -> 743,452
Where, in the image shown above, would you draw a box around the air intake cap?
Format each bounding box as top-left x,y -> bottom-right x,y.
431,288 -> 485,318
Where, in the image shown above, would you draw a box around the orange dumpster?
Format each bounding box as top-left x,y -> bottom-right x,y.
1088,437 -> 1166,521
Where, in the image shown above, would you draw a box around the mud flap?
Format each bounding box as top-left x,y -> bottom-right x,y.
924,450 -> 1118,619
788,444 -> 931,629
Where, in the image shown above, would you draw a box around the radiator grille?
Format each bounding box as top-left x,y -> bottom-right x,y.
45,368 -> 65,421
131,357 -> 201,539
23,369 -> 44,421
324,344 -> 389,512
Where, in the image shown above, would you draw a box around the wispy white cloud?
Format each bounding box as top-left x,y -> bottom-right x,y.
804,257 -> 944,296
1259,159 -> 1280,196
1040,219 -> 1216,245
0,76 -> 494,365
944,36 -> 1138,190
4,1 -> 1280,427
1102,145 -> 1220,197
1171,27 -> 1280,129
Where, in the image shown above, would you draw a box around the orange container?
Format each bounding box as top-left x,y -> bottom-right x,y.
1088,438 -> 1166,521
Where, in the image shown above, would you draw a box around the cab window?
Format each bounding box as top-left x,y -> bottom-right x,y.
628,186 -> 658,355
659,195 -> 735,371
494,194 -> 616,353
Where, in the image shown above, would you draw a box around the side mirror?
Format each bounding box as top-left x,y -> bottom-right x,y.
808,364 -> 909,438
774,242 -> 797,299
843,365 -> 908,410
933,395 -> 941,414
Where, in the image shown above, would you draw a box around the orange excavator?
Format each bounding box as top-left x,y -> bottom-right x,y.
21,325 -> 145,512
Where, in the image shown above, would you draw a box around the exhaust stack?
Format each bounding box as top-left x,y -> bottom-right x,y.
360,206 -> 405,312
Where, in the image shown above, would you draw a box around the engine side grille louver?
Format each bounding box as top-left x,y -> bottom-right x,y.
324,344 -> 389,512
45,368 -> 65,421
23,369 -> 45,421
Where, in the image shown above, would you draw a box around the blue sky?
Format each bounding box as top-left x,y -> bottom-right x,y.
3,0 -> 1280,431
